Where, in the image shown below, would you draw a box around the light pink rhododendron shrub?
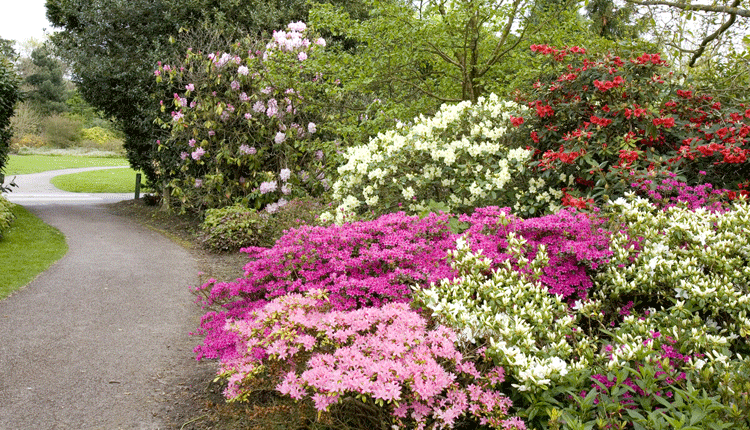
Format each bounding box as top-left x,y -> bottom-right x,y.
193,208 -> 611,363
219,290 -> 527,429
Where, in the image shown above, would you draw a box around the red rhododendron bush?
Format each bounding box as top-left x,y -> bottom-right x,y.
189,43 -> 750,429
509,45 -> 750,214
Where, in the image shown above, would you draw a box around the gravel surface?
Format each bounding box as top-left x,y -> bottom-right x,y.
0,169 -> 207,429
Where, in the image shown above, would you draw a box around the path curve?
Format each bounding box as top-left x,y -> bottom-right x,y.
0,168 -> 201,429
3,166 -> 135,205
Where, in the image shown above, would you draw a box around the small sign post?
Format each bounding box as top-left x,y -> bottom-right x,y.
135,173 -> 142,199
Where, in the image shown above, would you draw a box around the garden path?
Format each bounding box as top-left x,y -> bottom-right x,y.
0,168 -> 202,429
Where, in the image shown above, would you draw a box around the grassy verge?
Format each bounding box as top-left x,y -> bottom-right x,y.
51,167 -> 145,193
0,204 -> 68,299
5,154 -> 128,175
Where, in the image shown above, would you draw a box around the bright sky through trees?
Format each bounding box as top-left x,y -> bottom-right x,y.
0,0 -> 55,48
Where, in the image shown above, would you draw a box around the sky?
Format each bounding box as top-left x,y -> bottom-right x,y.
0,0 -> 56,49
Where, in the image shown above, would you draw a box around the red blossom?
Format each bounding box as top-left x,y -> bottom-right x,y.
510,116 -> 525,127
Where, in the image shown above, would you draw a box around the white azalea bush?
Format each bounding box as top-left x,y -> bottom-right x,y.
415,236 -> 582,394
321,94 -> 533,223
412,196 -> 750,428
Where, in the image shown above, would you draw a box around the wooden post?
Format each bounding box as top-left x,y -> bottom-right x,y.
134,173 -> 142,199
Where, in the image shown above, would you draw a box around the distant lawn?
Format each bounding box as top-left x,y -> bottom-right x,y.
5,154 -> 128,175
51,167 -> 144,193
0,205 -> 68,299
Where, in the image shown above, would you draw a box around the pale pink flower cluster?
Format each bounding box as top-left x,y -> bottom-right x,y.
263,21 -> 325,61
191,147 -> 205,160
239,144 -> 256,155
221,293 -> 523,429
259,180 -> 277,194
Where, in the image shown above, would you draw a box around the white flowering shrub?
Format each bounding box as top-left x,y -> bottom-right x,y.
415,236 -> 580,394
413,197 -> 750,428
595,194 -> 750,341
321,94 -> 532,223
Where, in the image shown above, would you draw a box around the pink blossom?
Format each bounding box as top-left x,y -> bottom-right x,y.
191,147 -> 205,160
237,65 -> 249,76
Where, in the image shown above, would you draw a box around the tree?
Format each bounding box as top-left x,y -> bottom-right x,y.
23,44 -> 69,114
585,0 -> 644,40
45,0 -> 365,184
624,0 -> 750,67
0,55 -> 22,184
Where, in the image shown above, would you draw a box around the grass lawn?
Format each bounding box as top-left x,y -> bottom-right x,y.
0,205 -> 68,299
51,167 -> 145,193
4,154 -> 128,175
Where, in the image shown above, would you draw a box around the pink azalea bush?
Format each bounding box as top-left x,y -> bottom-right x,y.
219,290 -> 526,429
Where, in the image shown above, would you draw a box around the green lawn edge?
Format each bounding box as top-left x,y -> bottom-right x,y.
0,205 -> 68,299
5,154 -> 128,175
51,168 -> 142,193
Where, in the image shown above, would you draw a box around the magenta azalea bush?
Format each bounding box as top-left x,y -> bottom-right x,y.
193,208 -> 610,363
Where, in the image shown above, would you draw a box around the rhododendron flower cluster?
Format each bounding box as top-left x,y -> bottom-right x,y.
154,22 -> 329,212
322,94 -> 532,223
219,291 -> 526,429
512,45 -> 750,207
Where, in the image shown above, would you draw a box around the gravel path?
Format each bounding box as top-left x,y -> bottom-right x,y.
0,169 -> 202,429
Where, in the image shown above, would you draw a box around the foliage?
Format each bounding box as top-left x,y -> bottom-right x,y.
154,22 -> 330,212
322,95 -> 534,223
0,55 -> 21,183
509,45 -> 750,208
220,290 -> 526,429
308,0 -> 582,123
198,204 -> 265,252
198,198 -> 327,252
0,196 -> 14,240
23,44 -> 69,115
39,114 -> 82,148
80,126 -> 121,145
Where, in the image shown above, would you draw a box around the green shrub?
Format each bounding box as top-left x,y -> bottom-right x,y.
1,56 -> 22,179
262,197 -> 326,240
0,196 -> 15,240
40,114 -> 82,148
199,198 -> 327,252
198,204 -> 266,252
81,126 -> 119,145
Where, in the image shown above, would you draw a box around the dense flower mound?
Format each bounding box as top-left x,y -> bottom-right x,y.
219,290 -> 527,429
460,206 -> 611,300
193,208 -> 610,364
414,197 -> 750,428
512,46 -> 750,209
322,93 -> 534,223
